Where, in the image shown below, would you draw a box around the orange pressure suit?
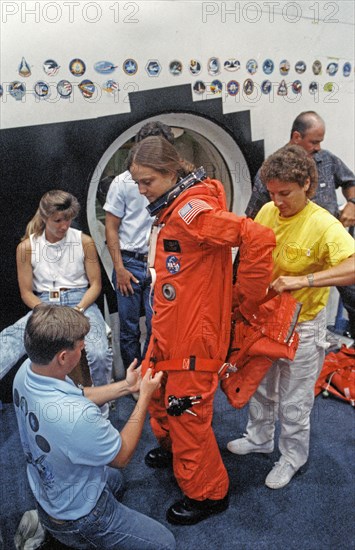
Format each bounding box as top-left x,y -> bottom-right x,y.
142,177 -> 275,501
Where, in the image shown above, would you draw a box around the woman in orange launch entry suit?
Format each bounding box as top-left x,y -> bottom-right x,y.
128,136 -> 275,525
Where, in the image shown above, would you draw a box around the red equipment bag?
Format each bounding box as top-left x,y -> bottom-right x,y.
315,344 -> 355,406
220,292 -> 302,409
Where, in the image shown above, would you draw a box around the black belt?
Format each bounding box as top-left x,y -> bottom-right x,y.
48,515 -> 67,524
122,250 -> 148,262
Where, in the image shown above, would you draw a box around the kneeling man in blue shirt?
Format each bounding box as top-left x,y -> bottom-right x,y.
13,303 -> 175,550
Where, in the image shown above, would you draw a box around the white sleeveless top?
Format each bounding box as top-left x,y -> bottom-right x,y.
30,227 -> 89,292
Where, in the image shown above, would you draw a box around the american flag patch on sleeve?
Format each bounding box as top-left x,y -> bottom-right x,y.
178,199 -> 212,225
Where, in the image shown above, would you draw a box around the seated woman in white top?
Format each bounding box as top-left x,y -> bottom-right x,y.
0,190 -> 112,395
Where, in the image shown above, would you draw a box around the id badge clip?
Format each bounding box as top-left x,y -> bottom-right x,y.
49,288 -> 61,303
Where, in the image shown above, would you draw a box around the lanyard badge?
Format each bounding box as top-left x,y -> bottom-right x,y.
49,289 -> 61,303
49,280 -> 61,303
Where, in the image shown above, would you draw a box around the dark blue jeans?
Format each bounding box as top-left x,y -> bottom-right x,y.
113,256 -> 153,369
337,284 -> 355,340
38,467 -> 175,549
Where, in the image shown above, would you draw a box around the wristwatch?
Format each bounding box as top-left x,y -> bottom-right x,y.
75,306 -> 85,313
347,198 -> 355,204
307,273 -> 315,287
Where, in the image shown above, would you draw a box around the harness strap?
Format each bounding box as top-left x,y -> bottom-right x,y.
228,327 -> 262,368
147,223 -> 163,310
154,356 -> 223,373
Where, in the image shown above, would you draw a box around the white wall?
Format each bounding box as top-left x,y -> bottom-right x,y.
0,0 -> 354,167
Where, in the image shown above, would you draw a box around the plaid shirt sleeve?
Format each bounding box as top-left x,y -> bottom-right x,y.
245,170 -> 271,219
314,150 -> 355,217
331,153 -> 355,190
245,150 -> 355,220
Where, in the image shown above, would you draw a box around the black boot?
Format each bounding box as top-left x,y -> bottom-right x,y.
166,493 -> 229,525
144,447 -> 173,468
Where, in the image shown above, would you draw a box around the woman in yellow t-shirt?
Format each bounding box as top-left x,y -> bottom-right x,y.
227,145 -> 355,489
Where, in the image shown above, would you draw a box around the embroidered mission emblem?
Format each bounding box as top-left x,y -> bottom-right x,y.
178,200 -> 212,225
166,255 -> 181,274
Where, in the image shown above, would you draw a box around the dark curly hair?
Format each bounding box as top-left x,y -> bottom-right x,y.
135,121 -> 175,145
260,145 -> 318,198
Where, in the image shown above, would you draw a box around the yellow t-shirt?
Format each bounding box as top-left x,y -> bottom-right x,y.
255,201 -> 355,322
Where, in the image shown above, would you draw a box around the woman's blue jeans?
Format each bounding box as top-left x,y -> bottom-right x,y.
0,288 -> 112,387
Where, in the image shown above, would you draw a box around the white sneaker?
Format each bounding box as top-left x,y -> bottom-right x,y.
265,458 -> 297,489
227,435 -> 273,455
14,509 -> 46,550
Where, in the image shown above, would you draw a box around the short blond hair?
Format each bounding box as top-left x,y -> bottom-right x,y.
24,304 -> 90,365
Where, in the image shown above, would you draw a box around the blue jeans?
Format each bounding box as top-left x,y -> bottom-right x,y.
337,284 -> 355,340
113,256 -> 153,369
0,288 -> 112,387
37,468 -> 176,550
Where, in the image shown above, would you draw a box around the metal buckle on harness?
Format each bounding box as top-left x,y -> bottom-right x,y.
218,362 -> 238,379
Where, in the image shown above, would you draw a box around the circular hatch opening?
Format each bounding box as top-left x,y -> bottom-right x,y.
88,113 -> 251,279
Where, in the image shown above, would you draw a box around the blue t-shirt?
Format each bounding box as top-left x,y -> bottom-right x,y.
13,360 -> 121,520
